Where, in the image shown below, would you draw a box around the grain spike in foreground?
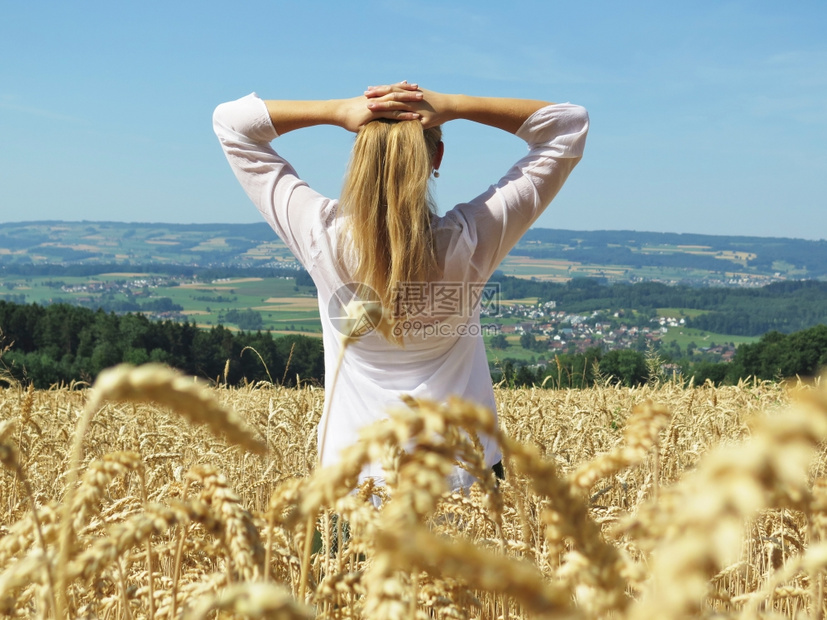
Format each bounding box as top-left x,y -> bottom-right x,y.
54,363 -> 267,618
91,363 -> 266,455
183,582 -> 312,620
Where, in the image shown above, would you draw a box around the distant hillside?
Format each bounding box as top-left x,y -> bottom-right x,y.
0,221 -> 295,269
1,221 -> 824,284
516,228 -> 827,279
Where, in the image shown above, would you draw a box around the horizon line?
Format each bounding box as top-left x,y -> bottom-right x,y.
1,219 -> 824,244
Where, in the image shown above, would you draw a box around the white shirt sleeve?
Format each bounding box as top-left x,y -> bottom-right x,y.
212,93 -> 332,268
447,103 -> 590,280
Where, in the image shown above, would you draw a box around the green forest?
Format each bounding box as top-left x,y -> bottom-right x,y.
492,324 -> 827,389
0,300 -> 323,388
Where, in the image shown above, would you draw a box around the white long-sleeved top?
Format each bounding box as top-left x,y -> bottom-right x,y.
214,94 -> 588,489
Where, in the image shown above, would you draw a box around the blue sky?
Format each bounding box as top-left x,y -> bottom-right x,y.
1,1 -> 825,240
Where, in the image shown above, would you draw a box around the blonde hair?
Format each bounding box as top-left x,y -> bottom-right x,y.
338,120 -> 443,343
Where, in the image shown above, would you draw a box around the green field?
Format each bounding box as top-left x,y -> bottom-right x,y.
660,326 -> 757,349
496,253 -> 785,285
656,307 -> 708,319
1,274 -> 322,335
484,335 -> 547,364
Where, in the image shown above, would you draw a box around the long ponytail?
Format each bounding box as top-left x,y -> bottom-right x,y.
339,120 -> 443,343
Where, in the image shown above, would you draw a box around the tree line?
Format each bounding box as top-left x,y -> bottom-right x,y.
493,325 -> 827,388
0,300 -> 323,388
689,325 -> 827,385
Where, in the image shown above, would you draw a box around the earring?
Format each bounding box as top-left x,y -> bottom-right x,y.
433,170 -> 440,178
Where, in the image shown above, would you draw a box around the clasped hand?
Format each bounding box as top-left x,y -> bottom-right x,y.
339,81 -> 444,132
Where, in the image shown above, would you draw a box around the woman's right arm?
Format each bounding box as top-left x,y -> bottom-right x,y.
434,94 -> 554,135
364,85 -> 552,134
364,84 -> 590,279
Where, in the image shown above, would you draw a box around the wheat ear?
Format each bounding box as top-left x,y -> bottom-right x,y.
0,420 -> 58,617
182,582 -> 312,620
90,363 -> 266,454
56,363 -> 266,617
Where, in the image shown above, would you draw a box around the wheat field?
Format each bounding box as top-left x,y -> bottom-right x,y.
1,363 -> 827,619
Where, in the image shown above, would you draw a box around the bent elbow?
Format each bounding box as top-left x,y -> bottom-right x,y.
212,102 -> 235,138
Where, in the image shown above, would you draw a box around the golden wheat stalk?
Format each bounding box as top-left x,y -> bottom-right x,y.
630,380 -> 827,619
90,364 -> 266,454
55,363 -> 266,617
187,464 -> 264,582
368,524 -> 573,617
570,401 -> 671,490
0,419 -> 58,616
71,451 -> 143,532
182,582 -> 312,619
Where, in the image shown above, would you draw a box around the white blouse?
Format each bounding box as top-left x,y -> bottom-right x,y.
214,93 -> 589,490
